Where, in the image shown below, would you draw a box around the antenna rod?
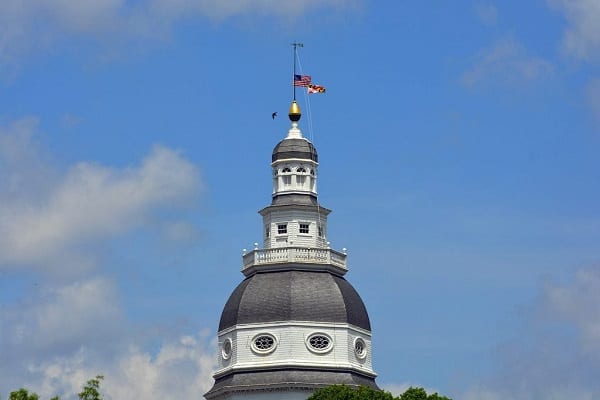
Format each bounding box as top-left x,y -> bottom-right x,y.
291,42 -> 303,101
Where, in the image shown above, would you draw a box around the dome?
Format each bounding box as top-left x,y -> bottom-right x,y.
272,138 -> 318,162
218,270 -> 371,331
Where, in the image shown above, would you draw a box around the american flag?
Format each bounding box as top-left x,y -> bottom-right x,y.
293,74 -> 311,87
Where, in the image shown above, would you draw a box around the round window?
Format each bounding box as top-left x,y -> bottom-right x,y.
306,333 -> 333,354
221,338 -> 232,360
354,337 -> 367,360
251,334 -> 277,354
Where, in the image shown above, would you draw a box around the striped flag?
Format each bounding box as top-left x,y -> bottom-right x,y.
293,74 -> 312,87
307,84 -> 326,94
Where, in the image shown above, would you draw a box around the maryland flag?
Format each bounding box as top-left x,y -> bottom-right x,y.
307,84 -> 326,94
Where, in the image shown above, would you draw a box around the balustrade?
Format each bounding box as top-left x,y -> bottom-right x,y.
243,247 -> 347,270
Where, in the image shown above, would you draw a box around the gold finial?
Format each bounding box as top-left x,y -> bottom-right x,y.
288,100 -> 301,122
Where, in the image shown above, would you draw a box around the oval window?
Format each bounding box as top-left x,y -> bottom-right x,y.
251,334 -> 277,354
306,333 -> 333,354
354,337 -> 367,360
221,338 -> 232,360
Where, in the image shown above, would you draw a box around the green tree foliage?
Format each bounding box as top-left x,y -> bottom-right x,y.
77,376 -> 104,400
9,389 -> 39,400
8,388 -> 59,400
5,375 -> 104,400
307,385 -> 395,400
398,386 -> 451,400
307,385 -> 452,400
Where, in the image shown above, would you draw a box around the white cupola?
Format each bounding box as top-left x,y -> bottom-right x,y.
271,101 -> 318,198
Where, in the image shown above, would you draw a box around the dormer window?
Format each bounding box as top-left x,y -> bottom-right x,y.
277,224 -> 287,234
299,223 -> 309,234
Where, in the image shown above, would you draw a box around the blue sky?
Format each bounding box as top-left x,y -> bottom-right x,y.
1,1 -> 600,399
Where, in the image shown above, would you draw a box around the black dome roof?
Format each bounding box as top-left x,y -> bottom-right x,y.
272,138 -> 318,162
205,370 -> 378,399
219,270 -> 371,331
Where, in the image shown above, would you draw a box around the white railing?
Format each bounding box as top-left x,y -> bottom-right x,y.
243,247 -> 347,270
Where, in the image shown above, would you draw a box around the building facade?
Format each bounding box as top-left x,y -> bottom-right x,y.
205,101 -> 377,400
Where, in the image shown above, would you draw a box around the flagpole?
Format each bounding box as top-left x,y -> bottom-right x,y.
292,42 -> 303,101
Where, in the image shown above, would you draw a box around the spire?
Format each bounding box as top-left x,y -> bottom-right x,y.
292,42 -> 303,101
286,100 -> 303,139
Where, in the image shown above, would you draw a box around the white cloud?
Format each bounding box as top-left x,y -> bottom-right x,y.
1,276 -> 216,398
162,220 -> 201,244
2,312 -> 216,400
0,277 -> 124,395
0,117 -> 56,199
0,117 -> 201,274
28,332 -> 217,400
543,268 -> 600,355
462,37 -> 554,87
1,278 -> 123,358
462,266 -> 600,400
0,0 -> 357,74
146,0 -> 355,21
549,0 -> 600,60
0,117 -> 214,399
2,278 -> 217,400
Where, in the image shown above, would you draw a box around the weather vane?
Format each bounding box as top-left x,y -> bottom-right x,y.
292,42 -> 303,100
